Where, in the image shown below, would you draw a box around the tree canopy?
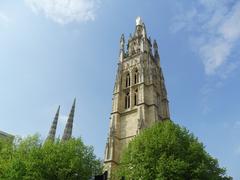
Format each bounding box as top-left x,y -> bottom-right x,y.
116,120 -> 232,180
0,135 -> 102,180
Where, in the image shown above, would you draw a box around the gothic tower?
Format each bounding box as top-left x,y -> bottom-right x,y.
104,17 -> 170,177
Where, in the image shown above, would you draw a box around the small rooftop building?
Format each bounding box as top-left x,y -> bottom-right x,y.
0,130 -> 14,141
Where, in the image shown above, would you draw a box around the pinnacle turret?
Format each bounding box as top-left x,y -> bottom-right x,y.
62,99 -> 76,141
153,39 -> 158,52
46,106 -> 60,141
153,39 -> 160,65
119,34 -> 125,62
123,17 -> 151,57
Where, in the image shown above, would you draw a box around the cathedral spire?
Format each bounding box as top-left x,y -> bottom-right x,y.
62,99 -> 76,141
46,106 -> 60,141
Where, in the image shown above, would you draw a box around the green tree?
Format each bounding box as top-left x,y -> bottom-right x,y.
116,121 -> 232,180
0,135 -> 102,180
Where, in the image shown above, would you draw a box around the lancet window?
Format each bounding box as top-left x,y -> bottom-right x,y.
134,69 -> 139,84
126,73 -> 131,87
125,92 -> 130,109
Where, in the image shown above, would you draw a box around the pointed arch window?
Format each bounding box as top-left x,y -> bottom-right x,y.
126,73 -> 130,87
134,89 -> 138,106
134,69 -> 139,84
125,92 -> 130,109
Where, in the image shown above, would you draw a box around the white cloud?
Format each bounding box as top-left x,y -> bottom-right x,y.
172,0 -> 240,75
25,0 -> 100,24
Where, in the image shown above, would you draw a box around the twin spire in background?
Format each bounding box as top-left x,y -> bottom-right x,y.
46,98 -> 76,141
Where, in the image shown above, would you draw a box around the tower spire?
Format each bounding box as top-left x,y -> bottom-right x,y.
62,99 -> 76,141
46,106 -> 60,141
135,16 -> 147,38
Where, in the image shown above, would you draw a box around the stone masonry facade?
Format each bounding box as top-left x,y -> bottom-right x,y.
103,17 -> 170,178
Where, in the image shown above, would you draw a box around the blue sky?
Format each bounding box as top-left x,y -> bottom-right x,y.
0,0 -> 240,178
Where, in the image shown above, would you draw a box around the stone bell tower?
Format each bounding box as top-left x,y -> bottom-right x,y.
104,17 -> 170,177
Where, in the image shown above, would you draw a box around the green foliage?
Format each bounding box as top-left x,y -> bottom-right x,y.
0,135 -> 102,180
116,121 -> 232,180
